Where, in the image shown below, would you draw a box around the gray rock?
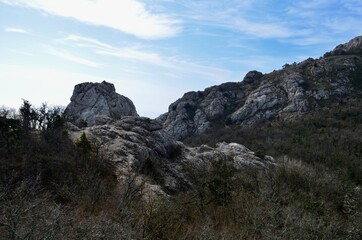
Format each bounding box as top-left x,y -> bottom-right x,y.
158,80 -> 250,140
183,142 -> 275,169
243,70 -> 264,85
64,81 -> 138,127
324,36 -> 362,57
159,37 -> 362,139
66,117 -> 274,195
67,116 -> 189,193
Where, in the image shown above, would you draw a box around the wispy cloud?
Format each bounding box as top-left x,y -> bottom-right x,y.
0,0 -> 181,39
4,27 -> 29,34
284,4 -> 362,47
234,19 -> 293,38
59,35 -> 172,68
47,48 -> 102,68
60,34 -> 232,83
170,0 -> 361,45
166,1 -> 301,39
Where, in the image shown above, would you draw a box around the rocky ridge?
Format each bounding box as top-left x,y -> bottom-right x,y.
64,81 -> 138,127
67,117 -> 274,194
64,36 -> 362,195
64,81 -> 274,195
158,36 -> 362,140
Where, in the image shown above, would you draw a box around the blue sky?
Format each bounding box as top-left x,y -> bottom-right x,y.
1,0 -> 361,117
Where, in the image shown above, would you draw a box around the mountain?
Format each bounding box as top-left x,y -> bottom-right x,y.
1,36 -> 362,239
159,36 -> 362,140
62,36 -> 362,194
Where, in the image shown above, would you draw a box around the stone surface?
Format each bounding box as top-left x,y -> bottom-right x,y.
157,80 -> 249,140
64,81 -> 138,127
159,36 -> 362,140
67,117 -> 274,195
67,116 -> 188,194
324,36 -> 362,57
183,142 -> 275,169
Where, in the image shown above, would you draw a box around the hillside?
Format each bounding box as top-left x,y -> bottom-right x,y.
1,37 -> 362,239
159,36 -> 362,140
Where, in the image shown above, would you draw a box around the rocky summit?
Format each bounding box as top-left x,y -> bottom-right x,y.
159,36 -> 362,140
64,81 -> 138,127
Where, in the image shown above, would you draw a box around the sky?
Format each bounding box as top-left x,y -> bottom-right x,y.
1,0 -> 361,118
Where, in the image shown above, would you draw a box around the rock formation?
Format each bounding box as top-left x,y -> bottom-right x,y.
64,36 -> 362,195
64,81 -> 138,127
66,117 -> 273,194
159,36 -> 362,140
324,36 -> 362,57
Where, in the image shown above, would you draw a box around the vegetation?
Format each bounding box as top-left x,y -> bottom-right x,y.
0,100 -> 117,239
1,99 -> 361,239
185,98 -> 362,185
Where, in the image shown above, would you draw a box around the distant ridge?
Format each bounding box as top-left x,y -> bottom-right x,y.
158,36 -> 362,139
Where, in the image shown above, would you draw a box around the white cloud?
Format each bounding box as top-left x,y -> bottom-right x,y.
167,0 -> 299,39
285,0 -> 362,45
47,48 -> 103,68
60,34 -> 232,83
234,19 -> 293,38
62,35 -> 114,49
59,34 -> 173,67
97,47 -> 172,68
4,27 -> 29,34
1,0 -> 181,39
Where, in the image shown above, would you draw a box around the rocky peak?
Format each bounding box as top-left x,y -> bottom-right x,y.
324,36 -> 362,57
159,36 -> 362,140
64,81 -> 138,127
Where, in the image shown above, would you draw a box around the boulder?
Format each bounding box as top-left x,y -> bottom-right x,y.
64,81 -> 138,127
184,142 -> 275,169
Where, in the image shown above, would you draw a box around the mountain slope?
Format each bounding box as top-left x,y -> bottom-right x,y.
159,36 -> 362,140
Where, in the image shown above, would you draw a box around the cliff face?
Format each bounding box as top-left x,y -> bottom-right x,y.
159,36 -> 362,140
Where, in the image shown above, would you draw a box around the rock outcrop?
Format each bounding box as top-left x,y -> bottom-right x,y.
157,80 -> 252,140
324,36 -> 362,57
64,81 -> 138,127
67,116 -> 189,194
159,36 -> 362,140
63,36 -> 362,195
183,142 -> 275,169
67,117 -> 274,194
